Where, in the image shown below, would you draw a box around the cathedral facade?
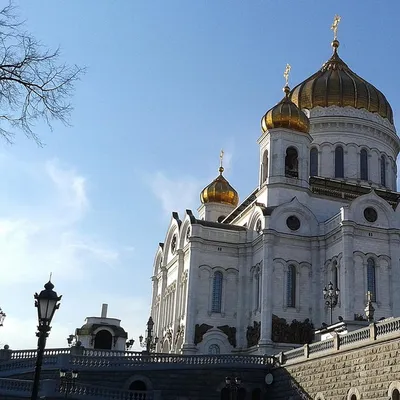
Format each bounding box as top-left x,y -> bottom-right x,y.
150,32 -> 400,356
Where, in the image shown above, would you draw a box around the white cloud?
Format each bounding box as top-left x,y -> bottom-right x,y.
144,171 -> 203,216
0,155 -> 148,350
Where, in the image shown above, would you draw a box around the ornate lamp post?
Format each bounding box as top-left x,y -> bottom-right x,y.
224,376 -> 242,400
31,281 -> 62,400
0,308 -> 6,327
59,369 -> 78,398
323,281 -> 340,325
139,316 -> 158,353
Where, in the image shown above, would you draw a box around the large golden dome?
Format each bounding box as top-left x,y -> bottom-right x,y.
289,40 -> 394,124
200,166 -> 239,207
261,85 -> 310,134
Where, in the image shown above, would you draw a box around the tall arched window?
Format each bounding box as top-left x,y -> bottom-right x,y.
360,149 -> 369,180
261,150 -> 268,183
392,389 -> 400,400
208,344 -> 220,354
310,148 -> 318,177
381,155 -> 386,186
287,265 -> 296,308
285,147 -> 298,178
212,271 -> 223,313
367,258 -> 376,302
332,261 -> 339,289
335,146 -> 344,178
255,267 -> 261,311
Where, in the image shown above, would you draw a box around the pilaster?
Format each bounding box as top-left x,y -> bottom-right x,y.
259,233 -> 274,346
341,224 -> 355,320
389,232 -> 400,316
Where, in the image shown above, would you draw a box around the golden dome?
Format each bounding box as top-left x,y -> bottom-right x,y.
200,166 -> 239,207
261,85 -> 310,134
289,40 -> 394,124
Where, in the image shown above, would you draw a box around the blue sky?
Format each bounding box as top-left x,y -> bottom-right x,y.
1,0 -> 399,349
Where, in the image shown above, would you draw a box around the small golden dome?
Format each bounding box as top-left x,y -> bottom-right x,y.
289,41 -> 394,124
200,166 -> 239,207
261,85 -> 310,134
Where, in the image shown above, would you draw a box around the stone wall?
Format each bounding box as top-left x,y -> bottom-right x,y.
270,335 -> 400,399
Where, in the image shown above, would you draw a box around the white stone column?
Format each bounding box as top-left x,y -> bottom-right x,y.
311,238 -> 321,326
389,233 -> 400,316
158,267 -> 167,338
259,233 -> 274,345
182,242 -> 200,354
341,224 -> 355,320
236,245 -> 249,348
319,238 -> 327,324
172,250 -> 185,339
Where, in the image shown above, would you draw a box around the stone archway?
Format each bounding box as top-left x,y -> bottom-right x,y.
94,330 -> 112,350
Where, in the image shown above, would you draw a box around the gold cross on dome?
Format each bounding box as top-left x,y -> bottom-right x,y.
284,63 -> 291,87
331,14 -> 341,40
220,149 -> 224,169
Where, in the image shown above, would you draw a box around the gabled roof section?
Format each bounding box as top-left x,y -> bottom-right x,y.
222,188 -> 259,224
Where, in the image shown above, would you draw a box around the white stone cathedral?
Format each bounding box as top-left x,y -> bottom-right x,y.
150,27 -> 400,356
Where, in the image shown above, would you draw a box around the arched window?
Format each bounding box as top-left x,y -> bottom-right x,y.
208,344 -> 220,354
332,261 -> 339,289
129,381 -> 147,391
351,396 -> 357,400
360,149 -> 369,180
367,258 -> 376,302
381,155 -> 386,186
393,389 -> 400,400
335,146 -> 344,178
262,150 -> 268,183
285,147 -> 298,178
212,271 -> 223,313
94,330 -> 112,350
310,148 -> 318,177
287,265 -> 296,308
255,267 -> 261,311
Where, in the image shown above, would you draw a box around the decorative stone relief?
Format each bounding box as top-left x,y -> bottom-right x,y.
217,325 -> 237,348
194,323 -> 212,345
246,321 -> 260,348
271,314 -> 314,344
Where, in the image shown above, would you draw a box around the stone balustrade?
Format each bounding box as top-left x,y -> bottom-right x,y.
281,316 -> 400,365
0,378 -> 155,399
0,349 -> 275,377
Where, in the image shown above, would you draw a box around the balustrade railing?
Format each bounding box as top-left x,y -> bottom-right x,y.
281,316 -> 400,365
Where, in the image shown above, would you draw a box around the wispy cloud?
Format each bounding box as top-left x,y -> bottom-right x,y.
0,155 -> 148,349
144,171 -> 203,216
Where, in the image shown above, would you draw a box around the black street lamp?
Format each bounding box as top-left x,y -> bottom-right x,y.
224,376 -> 242,400
59,369 -> 78,398
323,281 -> 340,325
126,338 -> 135,351
0,308 -> 6,327
31,281 -> 62,400
139,316 -> 158,353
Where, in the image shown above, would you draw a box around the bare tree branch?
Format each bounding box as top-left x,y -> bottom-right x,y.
0,1 -> 85,144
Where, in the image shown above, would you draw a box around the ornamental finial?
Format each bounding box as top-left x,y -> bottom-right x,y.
331,14 -> 341,41
284,63 -> 291,87
219,149 -> 224,174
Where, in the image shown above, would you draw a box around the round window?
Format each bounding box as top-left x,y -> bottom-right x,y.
286,215 -> 300,231
364,207 -> 377,222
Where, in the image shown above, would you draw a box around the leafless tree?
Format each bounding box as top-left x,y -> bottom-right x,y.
0,2 -> 85,144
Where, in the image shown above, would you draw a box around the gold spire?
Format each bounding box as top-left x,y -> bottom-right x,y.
219,149 -> 224,174
284,63 -> 291,88
261,64 -> 310,134
331,15 -> 341,51
200,150 -> 239,207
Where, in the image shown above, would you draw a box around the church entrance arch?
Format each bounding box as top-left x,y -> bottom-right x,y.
129,380 -> 147,399
94,330 -> 112,350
